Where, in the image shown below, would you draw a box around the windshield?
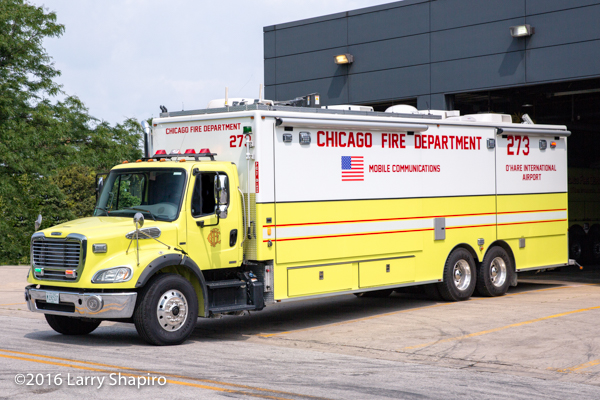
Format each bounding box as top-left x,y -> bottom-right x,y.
95,168 -> 187,221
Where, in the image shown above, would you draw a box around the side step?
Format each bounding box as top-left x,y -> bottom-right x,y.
206,278 -> 264,314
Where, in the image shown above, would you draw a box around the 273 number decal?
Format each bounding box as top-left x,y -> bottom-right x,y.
506,135 -> 529,156
229,134 -> 247,147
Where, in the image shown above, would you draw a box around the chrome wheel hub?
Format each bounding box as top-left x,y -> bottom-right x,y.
453,259 -> 471,291
489,257 -> 507,288
156,289 -> 188,332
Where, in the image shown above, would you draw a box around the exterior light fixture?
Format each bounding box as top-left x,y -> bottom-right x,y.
510,24 -> 534,37
334,54 -> 354,64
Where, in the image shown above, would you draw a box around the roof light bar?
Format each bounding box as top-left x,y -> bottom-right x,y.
151,148 -> 217,161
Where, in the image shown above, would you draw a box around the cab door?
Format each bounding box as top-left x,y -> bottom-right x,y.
185,164 -> 243,270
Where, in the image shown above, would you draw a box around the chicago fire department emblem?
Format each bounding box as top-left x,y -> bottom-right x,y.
207,228 -> 221,247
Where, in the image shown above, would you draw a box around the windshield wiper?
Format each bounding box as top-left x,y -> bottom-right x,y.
94,206 -> 110,216
127,207 -> 156,221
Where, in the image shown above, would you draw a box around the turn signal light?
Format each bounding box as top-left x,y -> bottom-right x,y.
550,141 -> 557,148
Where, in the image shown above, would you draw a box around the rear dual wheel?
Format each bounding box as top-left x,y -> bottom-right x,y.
437,248 -> 477,301
476,247 -> 513,297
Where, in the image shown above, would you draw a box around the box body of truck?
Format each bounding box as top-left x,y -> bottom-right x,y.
151,105 -> 569,298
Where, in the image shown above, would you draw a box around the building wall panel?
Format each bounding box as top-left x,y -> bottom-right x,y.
431,0 -> 524,31
348,65 -> 430,103
526,40 -> 600,83
431,52 -> 525,94
348,3 -> 429,44
273,76 -> 349,105
432,18 -> 525,62
275,18 -> 347,57
349,33 -> 429,74
526,0 -> 600,15
275,47 -> 348,84
527,5 -> 600,49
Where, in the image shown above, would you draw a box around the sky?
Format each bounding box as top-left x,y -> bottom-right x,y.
30,0 -> 397,125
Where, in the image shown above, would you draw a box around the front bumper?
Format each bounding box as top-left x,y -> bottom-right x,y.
25,285 -> 137,319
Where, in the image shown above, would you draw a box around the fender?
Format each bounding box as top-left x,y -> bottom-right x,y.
135,253 -> 210,317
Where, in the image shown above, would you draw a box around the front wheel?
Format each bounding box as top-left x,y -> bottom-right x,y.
437,248 -> 477,301
476,246 -> 512,297
134,273 -> 198,346
45,314 -> 101,335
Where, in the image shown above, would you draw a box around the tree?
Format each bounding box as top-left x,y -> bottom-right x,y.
0,1 -> 142,264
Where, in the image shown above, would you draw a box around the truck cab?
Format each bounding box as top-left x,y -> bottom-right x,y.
26,152 -> 261,345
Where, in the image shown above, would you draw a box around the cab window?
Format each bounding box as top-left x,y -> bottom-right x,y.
191,172 -> 228,218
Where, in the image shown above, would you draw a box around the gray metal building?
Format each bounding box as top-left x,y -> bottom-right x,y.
263,0 -> 600,168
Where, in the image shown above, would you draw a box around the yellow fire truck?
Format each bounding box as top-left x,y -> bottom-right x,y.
25,98 -> 572,345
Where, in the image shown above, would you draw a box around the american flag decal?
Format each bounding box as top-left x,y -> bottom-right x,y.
341,156 -> 364,181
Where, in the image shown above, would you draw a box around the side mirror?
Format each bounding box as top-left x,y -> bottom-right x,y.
97,176 -> 104,195
214,174 -> 229,219
133,212 -> 144,228
34,214 -> 42,231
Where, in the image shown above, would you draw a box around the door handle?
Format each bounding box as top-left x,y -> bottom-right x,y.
230,229 -> 238,247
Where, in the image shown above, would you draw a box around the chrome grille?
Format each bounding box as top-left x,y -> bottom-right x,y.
32,238 -> 82,269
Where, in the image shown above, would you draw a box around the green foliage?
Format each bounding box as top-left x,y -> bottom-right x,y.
0,1 -> 143,264
52,166 -> 96,220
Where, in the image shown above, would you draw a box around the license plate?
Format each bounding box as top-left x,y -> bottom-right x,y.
46,292 -> 60,304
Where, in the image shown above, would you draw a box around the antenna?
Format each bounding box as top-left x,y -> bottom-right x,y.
259,84 -> 263,102
225,87 -> 229,107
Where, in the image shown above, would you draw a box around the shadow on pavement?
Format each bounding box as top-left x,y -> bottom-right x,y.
22,264 -> 600,347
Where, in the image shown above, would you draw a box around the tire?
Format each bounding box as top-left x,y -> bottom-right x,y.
133,273 -> 198,346
476,246 -> 512,297
569,231 -> 585,263
44,314 -> 101,335
354,289 -> 394,298
436,248 -> 477,302
587,227 -> 600,263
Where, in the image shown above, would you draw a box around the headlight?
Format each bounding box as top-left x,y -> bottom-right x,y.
92,266 -> 133,283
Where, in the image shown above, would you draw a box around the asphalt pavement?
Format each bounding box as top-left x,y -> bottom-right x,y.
2,264 -> 600,399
